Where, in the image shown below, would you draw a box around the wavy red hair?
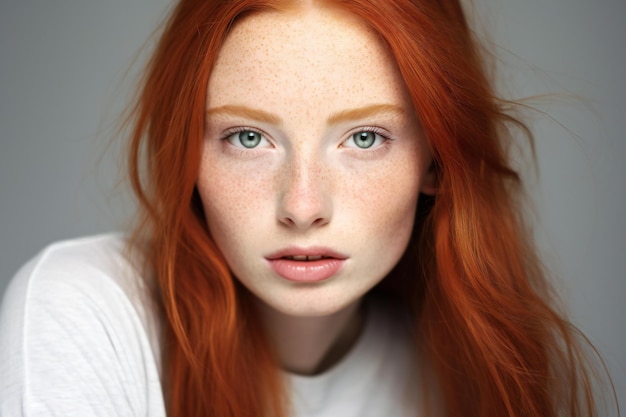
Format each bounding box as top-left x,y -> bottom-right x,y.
126,0 -> 608,416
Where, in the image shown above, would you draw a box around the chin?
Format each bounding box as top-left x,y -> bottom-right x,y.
254,287 -> 363,319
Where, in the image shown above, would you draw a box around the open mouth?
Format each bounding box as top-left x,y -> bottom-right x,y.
282,255 -> 331,261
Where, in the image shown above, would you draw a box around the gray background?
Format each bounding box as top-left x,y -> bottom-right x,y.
1,0 -> 624,411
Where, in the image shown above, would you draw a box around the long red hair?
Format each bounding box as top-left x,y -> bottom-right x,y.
126,0 -> 608,416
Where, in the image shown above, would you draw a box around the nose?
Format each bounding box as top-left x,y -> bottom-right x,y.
277,154 -> 332,230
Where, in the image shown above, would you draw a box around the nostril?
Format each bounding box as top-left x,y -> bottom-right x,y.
280,217 -> 296,227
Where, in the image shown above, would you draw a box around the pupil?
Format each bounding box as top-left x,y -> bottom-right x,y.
239,131 -> 261,148
354,131 -> 375,148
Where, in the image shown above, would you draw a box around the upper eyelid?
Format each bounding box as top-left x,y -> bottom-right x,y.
220,125 -> 267,139
345,126 -> 393,141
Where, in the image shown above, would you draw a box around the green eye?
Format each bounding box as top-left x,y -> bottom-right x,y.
352,131 -> 376,148
238,130 -> 263,148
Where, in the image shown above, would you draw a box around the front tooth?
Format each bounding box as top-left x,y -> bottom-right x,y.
292,255 -> 307,261
308,255 -> 322,261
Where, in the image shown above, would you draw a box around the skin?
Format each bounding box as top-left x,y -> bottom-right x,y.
199,4 -> 435,374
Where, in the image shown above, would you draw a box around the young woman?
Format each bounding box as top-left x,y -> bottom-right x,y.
0,0 -> 612,416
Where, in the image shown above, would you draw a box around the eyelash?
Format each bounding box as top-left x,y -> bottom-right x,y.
220,126 -> 267,142
345,126 -> 391,144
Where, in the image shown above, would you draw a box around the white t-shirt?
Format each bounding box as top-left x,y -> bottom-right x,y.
0,234 -> 421,417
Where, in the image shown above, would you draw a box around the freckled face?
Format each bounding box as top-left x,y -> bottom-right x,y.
199,6 -> 434,317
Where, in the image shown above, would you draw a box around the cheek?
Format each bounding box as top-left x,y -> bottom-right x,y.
196,154 -> 274,249
339,155 -> 422,244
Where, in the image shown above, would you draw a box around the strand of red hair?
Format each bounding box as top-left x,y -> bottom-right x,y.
127,1 -> 291,416
344,0 -> 609,416
124,0 -> 613,416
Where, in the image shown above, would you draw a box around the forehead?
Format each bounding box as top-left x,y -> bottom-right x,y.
206,6 -> 412,114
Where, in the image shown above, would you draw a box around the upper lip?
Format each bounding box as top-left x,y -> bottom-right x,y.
265,246 -> 348,261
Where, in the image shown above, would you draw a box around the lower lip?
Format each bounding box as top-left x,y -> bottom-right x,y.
267,258 -> 345,283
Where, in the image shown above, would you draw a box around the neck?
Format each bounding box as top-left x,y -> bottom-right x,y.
255,299 -> 365,375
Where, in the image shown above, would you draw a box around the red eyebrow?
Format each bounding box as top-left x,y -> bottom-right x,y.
206,105 -> 282,124
206,103 -> 405,125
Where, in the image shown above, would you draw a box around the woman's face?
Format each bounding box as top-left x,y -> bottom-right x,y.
199,6 -> 434,317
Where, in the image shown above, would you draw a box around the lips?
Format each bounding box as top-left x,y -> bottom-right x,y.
265,247 -> 347,282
